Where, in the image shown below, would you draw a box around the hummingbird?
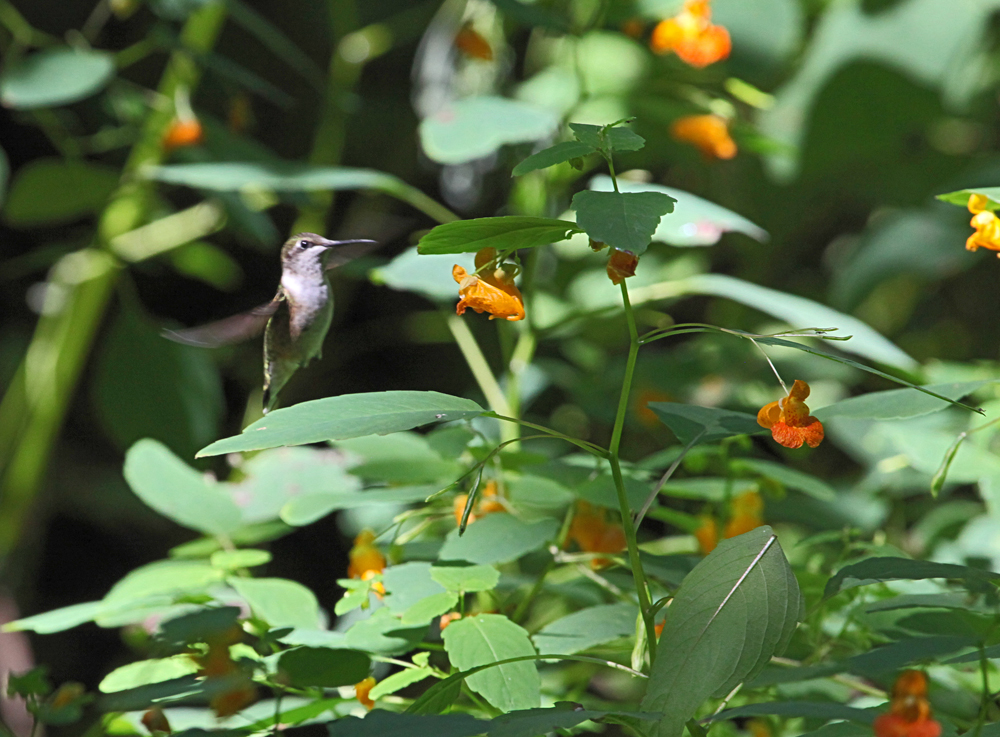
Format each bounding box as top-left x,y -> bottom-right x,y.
163,233 -> 377,413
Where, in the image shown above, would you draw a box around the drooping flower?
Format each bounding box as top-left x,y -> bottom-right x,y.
569,501 -> 626,569
163,118 -> 204,150
650,0 -> 731,67
453,248 -> 525,321
757,379 -> 824,449
454,22 -> 493,60
670,115 -> 737,159
347,530 -> 386,595
965,193 -> 1000,256
873,671 -> 941,737
355,677 -> 376,710
607,248 -> 639,285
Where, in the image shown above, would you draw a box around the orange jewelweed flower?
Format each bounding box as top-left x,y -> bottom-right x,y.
569,502 -> 626,569
670,115 -> 737,159
874,671 -> 941,737
723,490 -> 764,538
453,248 -> 525,321
966,194 -> 1000,256
439,611 -> 462,630
347,529 -> 386,581
163,118 -> 204,150
454,22 -> 493,61
355,677 -> 376,710
607,248 -> 639,285
650,0 -> 731,67
694,514 -> 718,554
757,379 -> 824,449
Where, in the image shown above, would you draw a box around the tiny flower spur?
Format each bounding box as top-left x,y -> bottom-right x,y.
757,379 -> 824,449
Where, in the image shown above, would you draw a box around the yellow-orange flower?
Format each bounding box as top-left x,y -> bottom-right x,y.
453,248 -> 525,321
723,491 -> 764,538
650,0 -> 731,67
634,388 -> 671,428
606,248 -> 639,285
873,671 -> 941,737
966,194 -> 1000,256
355,677 -> 376,710
163,118 -> 204,150
454,22 -> 493,60
757,379 -> 824,449
694,515 -> 718,554
569,502 -> 626,569
670,115 -> 737,160
347,529 -> 386,582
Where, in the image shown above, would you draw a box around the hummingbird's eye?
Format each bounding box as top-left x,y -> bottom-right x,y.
299,240 -> 310,249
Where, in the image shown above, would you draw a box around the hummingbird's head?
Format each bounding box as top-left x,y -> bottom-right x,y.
280,233 -> 379,273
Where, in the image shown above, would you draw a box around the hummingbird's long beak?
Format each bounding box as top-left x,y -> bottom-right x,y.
322,238 -> 378,248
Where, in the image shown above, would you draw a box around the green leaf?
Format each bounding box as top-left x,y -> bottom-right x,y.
277,647 -> 370,688
281,486 -> 433,527
848,635 -> 974,676
568,123 -> 646,153
512,141 -> 596,176
589,176 -> 768,246
682,274 -> 917,370
368,667 -> 437,699
103,560 -> 224,608
401,592 -> 459,626
383,562 -> 448,614
197,391 -> 485,457
0,47 -> 115,108
371,247 -> 476,302
98,657 -> 200,694
157,606 -> 242,645
714,702 -> 873,723
813,381 -> 992,422
571,190 -> 675,256
329,710 -> 487,737
649,403 -> 765,446
443,614 -> 540,712
641,527 -> 801,737
430,564 -> 500,593
209,549 -> 271,570
417,216 -> 582,255
342,608 -> 425,655
230,577 -> 320,629
3,158 -> 119,227
823,557 -> 1000,600
123,439 -> 242,535
419,96 -> 558,165
3,602 -> 104,634
730,459 -> 836,501
406,671 -> 465,715
532,603 -> 637,656
938,187 -> 1000,209
438,515 -> 559,564
488,704 -> 646,737
575,473 -> 648,511
94,307 -> 224,458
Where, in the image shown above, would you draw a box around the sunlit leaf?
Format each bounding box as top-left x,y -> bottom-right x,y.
938,187 -> 1000,209
230,577 -> 320,629
571,190 -> 675,255
98,657 -> 200,694
824,557 -> 1000,600
532,603 -> 637,656
417,216 -> 582,255
0,48 -> 115,108
430,564 -> 500,593
814,381 -> 991,422
438,515 -> 559,564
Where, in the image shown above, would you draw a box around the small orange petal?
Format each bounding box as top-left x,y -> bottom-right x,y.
756,400 -> 781,429
787,379 -> 811,401
968,193 -> 990,214
694,515 -> 719,554
770,421 -> 805,449
355,677 -> 376,710
607,249 -> 639,285
723,512 -> 762,539
670,115 -> 737,159
799,417 -> 824,448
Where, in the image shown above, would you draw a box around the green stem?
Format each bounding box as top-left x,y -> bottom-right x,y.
607,280 -> 656,664
445,314 -> 516,443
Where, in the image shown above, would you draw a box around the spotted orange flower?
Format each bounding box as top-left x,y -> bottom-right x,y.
347,530 -> 386,594
163,118 -> 204,150
650,0 -> 731,67
355,677 -> 376,710
966,193 -> 1000,256
757,379 -> 824,449
873,671 -> 941,737
607,248 -> 639,285
454,22 -> 493,61
670,115 -> 737,159
569,502 -> 626,569
453,248 -> 525,321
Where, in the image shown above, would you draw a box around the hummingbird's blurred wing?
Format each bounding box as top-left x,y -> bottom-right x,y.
323,239 -> 379,270
161,291 -> 284,348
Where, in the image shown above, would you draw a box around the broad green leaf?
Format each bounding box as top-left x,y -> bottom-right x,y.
848,635 -> 974,676
439,515 -> 559,564
417,216 -> 582,255
328,710 -> 487,737
823,557 -> 1000,600
640,553 -> 700,589
865,593 -> 980,613
157,606 -> 242,645
343,608 -> 425,655
94,307 -> 223,458
659,478 -> 757,502
641,527 -> 801,737
123,439 -> 242,535
443,614 -> 540,712
98,657 -> 200,693
3,158 -> 119,227
571,190 -> 675,256
383,562 -> 447,614
568,123 -> 645,153
575,473 -> 648,511
680,274 -> 917,370
511,141 -> 596,176
280,486 -> 433,527
419,96 -> 558,165
506,475 -> 575,516
714,702 -> 873,723
532,603 -> 637,655
938,187 -> 1000,209
371,247 -> 476,302
230,577 -> 320,629
406,670 -> 465,715
489,704 -> 650,737
168,240 -> 242,290
209,549 -> 271,570
104,560 -> 224,606
430,564 -> 500,593
368,667 -> 437,700
731,459 -> 836,501
648,403 -> 765,446
277,646 -> 370,688
589,176 -> 768,246
813,381 -> 992,422
401,592 -> 459,626
197,391 -> 485,457
0,48 -> 115,108
3,602 -> 104,634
